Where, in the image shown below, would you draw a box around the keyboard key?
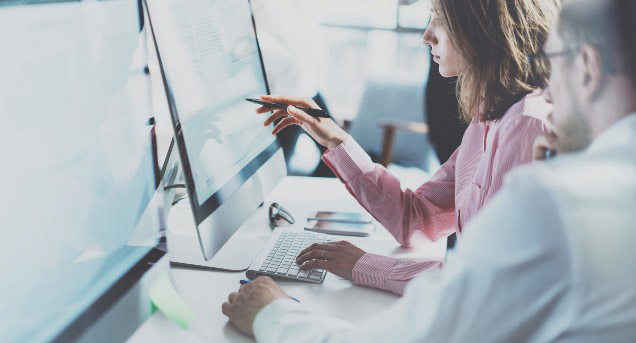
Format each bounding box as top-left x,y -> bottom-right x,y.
298,270 -> 310,278
254,231 -> 332,283
287,269 -> 300,276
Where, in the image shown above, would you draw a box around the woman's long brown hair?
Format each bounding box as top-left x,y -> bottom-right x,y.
433,0 -> 560,122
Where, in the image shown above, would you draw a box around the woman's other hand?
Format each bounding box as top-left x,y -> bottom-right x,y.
257,95 -> 349,150
533,130 -> 559,161
295,241 -> 366,280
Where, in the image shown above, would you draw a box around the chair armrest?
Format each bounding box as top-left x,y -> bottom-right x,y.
377,119 -> 429,167
341,119 -> 353,133
377,118 -> 429,134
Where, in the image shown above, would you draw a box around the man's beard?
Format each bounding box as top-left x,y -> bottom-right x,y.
556,95 -> 594,153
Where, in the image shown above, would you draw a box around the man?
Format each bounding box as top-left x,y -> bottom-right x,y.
222,1 -> 636,341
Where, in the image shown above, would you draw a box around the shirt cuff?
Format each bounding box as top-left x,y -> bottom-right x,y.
253,298 -> 302,341
351,253 -> 398,290
322,136 -> 375,182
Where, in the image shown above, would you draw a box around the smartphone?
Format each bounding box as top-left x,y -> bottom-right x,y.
306,211 -> 372,224
304,220 -> 375,237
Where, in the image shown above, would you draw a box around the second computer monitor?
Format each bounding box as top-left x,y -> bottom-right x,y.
0,0 -> 163,340
146,0 -> 286,262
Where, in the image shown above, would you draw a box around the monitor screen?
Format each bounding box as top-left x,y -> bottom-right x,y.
0,1 -> 161,341
146,0 -> 279,225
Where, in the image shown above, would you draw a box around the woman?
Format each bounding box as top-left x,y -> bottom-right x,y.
257,0 -> 559,295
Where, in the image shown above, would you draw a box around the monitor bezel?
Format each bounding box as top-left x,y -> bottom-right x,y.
145,0 -> 280,227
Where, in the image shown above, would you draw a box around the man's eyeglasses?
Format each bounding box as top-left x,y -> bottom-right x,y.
528,48 -> 579,89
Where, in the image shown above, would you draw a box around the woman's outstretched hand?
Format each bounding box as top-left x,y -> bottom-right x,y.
257,95 -> 349,150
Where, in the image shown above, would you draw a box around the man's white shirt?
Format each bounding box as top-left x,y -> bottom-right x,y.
252,114 -> 636,342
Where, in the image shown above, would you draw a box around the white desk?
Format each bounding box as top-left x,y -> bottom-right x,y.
129,177 -> 446,342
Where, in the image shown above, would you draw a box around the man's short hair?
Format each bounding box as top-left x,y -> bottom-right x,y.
558,0 -> 636,86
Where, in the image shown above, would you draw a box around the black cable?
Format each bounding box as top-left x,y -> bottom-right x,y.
164,184 -> 186,191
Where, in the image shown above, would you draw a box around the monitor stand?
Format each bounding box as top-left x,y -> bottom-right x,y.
166,200 -> 270,271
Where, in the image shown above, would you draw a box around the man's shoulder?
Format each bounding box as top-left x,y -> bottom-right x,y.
504,152 -> 588,192
505,147 -> 636,205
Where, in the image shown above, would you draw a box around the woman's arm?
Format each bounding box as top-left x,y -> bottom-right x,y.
323,137 -> 458,246
351,254 -> 443,295
295,241 -> 442,293
258,95 -> 458,246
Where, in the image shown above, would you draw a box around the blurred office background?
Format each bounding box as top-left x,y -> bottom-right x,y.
152,0 -> 464,190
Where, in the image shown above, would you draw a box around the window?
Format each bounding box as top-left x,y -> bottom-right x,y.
310,0 -> 432,119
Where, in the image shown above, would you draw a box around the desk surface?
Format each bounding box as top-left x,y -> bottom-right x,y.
129,177 -> 446,343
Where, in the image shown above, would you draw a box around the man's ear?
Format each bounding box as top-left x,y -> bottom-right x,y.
578,44 -> 605,102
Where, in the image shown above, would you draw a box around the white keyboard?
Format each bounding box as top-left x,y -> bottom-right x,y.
246,229 -> 335,283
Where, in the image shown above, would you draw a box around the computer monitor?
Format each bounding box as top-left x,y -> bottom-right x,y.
0,1 -> 164,341
146,0 -> 286,266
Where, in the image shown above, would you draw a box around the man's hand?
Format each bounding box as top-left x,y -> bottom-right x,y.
533,131 -> 559,161
296,241 -> 366,280
221,277 -> 289,337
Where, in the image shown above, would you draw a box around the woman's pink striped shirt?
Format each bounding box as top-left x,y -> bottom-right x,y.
322,90 -> 552,295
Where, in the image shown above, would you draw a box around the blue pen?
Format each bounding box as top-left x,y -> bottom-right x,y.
545,148 -> 557,159
239,279 -> 300,303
